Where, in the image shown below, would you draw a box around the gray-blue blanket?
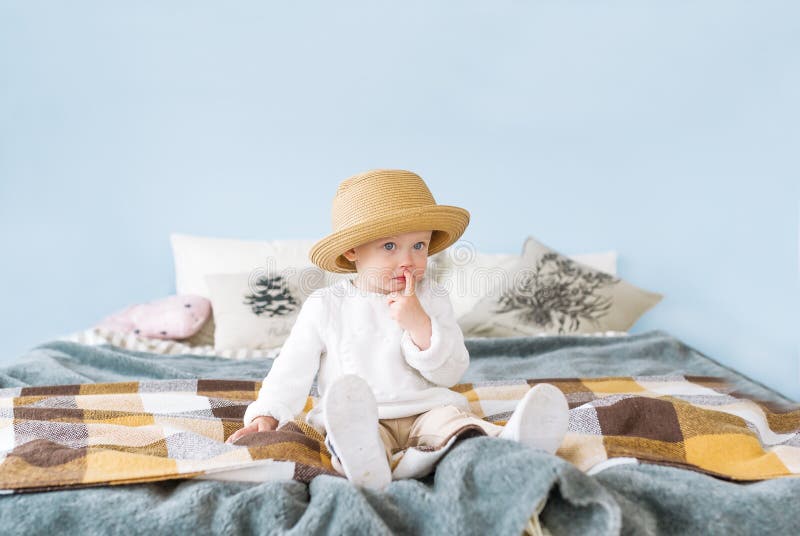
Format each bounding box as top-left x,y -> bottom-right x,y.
1,329 -> 798,535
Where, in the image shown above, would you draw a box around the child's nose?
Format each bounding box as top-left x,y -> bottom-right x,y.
399,264 -> 420,277
398,256 -> 412,268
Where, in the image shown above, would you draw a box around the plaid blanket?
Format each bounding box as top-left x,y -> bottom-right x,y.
1,375 -> 798,493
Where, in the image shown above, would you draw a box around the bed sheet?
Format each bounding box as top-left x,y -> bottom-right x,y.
1,329 -> 797,535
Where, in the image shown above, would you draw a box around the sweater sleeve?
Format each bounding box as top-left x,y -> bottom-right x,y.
242,289 -> 326,429
400,285 -> 470,388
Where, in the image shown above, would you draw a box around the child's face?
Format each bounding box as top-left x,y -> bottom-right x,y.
342,230 -> 433,295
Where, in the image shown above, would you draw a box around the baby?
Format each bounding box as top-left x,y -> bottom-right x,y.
226,169 -> 569,490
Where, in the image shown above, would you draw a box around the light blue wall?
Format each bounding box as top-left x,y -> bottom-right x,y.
1,1 -> 798,399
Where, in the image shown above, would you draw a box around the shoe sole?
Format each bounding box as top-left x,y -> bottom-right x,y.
506,383 -> 570,454
322,374 -> 392,490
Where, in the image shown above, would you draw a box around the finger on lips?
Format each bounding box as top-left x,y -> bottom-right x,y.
403,268 -> 415,296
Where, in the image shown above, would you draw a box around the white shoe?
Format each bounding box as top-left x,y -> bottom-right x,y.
498,383 -> 569,454
322,374 -> 392,490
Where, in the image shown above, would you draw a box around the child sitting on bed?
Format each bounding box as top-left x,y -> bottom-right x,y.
225,169 -> 570,490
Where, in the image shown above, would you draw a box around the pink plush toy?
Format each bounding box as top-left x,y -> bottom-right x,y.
95,295 -> 211,340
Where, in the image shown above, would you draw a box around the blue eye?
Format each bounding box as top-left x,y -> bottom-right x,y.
413,242 -> 425,250
383,242 -> 395,251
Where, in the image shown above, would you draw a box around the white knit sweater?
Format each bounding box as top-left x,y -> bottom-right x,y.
242,275 -> 471,434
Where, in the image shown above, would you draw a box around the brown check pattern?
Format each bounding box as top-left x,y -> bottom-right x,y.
1,375 -> 798,493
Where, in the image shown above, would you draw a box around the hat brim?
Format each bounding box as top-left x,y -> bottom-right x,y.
309,205 -> 470,273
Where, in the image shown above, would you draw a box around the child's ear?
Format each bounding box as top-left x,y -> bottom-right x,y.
342,248 -> 356,262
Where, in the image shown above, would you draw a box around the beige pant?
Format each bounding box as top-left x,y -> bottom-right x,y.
378,404 -> 505,462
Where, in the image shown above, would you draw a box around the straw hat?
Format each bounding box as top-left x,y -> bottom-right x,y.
309,169 -> 470,273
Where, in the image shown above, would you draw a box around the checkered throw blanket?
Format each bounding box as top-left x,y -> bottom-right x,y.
1,375 -> 798,493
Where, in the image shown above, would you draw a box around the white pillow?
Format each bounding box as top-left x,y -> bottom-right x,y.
430,245 -> 617,320
204,266 -> 330,350
171,232 -> 617,326
171,233 -> 345,298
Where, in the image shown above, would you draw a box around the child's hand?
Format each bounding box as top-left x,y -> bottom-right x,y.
225,415 -> 279,444
387,268 -> 432,349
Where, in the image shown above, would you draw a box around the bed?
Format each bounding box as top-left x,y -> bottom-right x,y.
2,233 -> 798,535
1,328 -> 798,535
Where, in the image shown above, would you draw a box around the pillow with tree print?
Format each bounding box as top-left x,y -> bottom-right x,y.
457,236 -> 663,337
204,266 -> 348,350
